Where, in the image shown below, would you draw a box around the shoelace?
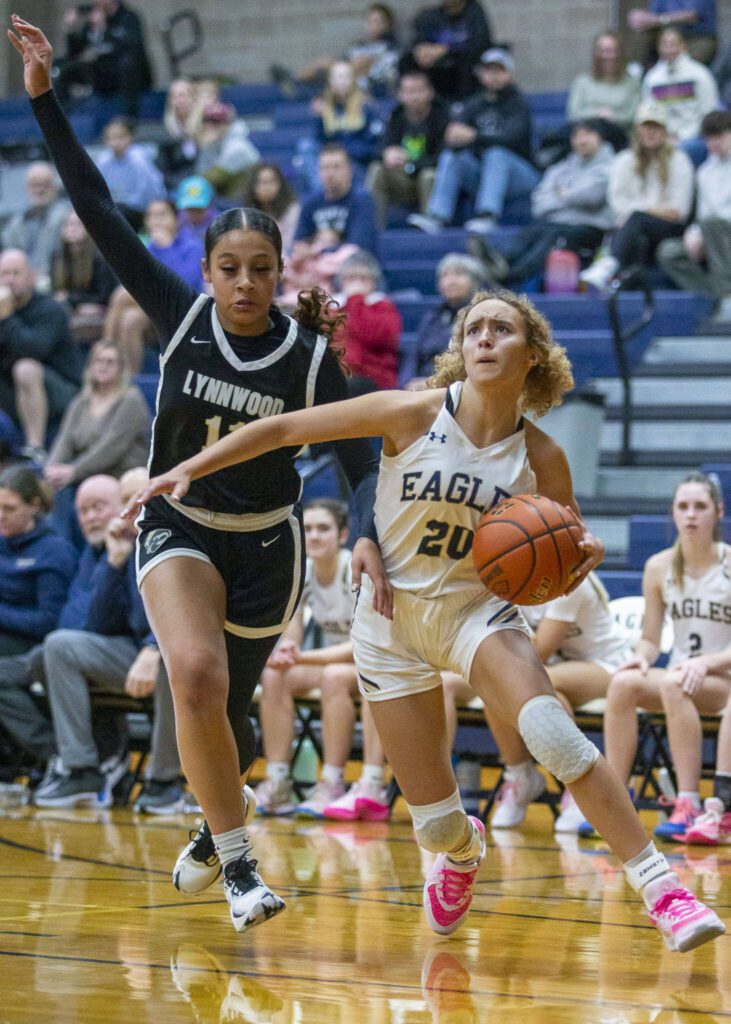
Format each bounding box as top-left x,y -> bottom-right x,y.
666,798 -> 700,825
436,866 -> 475,906
189,824 -> 218,866
652,888 -> 699,921
225,851 -> 259,896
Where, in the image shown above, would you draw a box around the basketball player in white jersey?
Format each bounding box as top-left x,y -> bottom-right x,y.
128,289 -> 725,952
599,473 -> 731,843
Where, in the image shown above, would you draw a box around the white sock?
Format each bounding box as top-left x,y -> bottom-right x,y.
321,763 -> 344,784
361,764 -> 384,788
623,841 -> 671,893
504,760 -> 535,781
677,790 -> 701,808
266,762 -> 290,783
212,825 -> 251,869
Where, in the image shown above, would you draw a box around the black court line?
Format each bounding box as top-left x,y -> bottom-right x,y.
0,931 -> 57,937
0,947 -> 727,1018
0,834 -> 169,876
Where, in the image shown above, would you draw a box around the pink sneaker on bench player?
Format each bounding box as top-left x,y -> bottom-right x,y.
644,872 -> 726,952
323,778 -> 390,821
423,816 -> 486,935
683,798 -> 731,846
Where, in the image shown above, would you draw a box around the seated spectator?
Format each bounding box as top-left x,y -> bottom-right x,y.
55,0 -> 153,118
470,120 -> 614,287
194,101 -> 260,200
104,197 -> 205,372
175,175 -> 218,246
399,0 -> 492,103
44,339 -> 150,496
34,467 -> 182,812
658,110 -> 731,324
96,117 -> 166,231
580,103 -> 694,291
408,48 -> 539,235
1,162 -> 70,291
51,210 -> 118,343
253,499 -> 387,820
0,248 -> 80,463
401,253 -> 487,390
0,474 -> 121,779
567,32 -> 642,148
713,41 -> 731,108
279,228 -> 359,311
628,0 -> 718,66
585,472 -> 731,843
642,27 -> 719,160
367,70 -> 450,228
243,163 -> 301,254
0,466 -> 77,656
156,79 -> 202,192
334,250 -> 401,393
314,62 -> 385,177
294,144 -> 379,256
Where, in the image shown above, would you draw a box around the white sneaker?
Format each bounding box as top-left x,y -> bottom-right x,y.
554,790 -> 585,834
223,848 -> 286,933
406,212 -> 444,234
713,295 -> 731,323
464,214 -> 497,234
323,777 -> 390,821
252,776 -> 295,816
172,784 -> 256,895
644,872 -> 726,952
490,767 -> 545,829
579,255 -> 619,292
296,779 -> 346,818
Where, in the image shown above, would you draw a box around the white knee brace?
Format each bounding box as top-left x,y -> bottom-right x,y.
518,694 -> 599,784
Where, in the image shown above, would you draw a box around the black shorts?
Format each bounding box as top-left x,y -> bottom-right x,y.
136,496 -> 305,640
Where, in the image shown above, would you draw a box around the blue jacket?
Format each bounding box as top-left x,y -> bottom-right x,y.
58,542 -> 108,631
86,553 -> 156,649
295,187 -> 379,256
0,519 -> 77,641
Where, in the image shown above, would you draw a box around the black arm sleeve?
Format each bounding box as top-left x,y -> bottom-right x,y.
314,350 -> 379,541
30,89 -> 196,346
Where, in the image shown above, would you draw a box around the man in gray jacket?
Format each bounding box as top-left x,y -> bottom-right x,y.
469,119 -> 614,285
1,162 -> 69,290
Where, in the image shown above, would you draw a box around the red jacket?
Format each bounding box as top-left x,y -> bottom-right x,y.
340,292 -> 401,390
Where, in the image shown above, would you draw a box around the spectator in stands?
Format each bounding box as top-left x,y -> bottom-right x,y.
641,27 -> 719,159
51,209 -> 117,343
399,0 -> 492,103
368,70 -> 450,228
96,116 -> 165,231
0,466 -> 77,657
278,228 -> 359,311
408,48 -> 539,236
55,0 -> 153,117
402,253 -> 487,390
584,472 -> 731,843
682,693 -> 731,845
469,120 -> 614,287
156,79 -> 201,192
1,162 -> 70,291
253,499 -> 387,820
627,0 -> 718,66
104,197 -> 205,372
713,42 -> 731,109
175,175 -> 217,246
580,103 -> 694,291
243,163 -> 301,254
334,250 -> 401,394
44,340 -> 150,496
34,466 -> 182,812
312,62 -> 384,179
567,32 -> 642,147
294,144 -> 379,256
0,248 -> 80,463
194,101 -> 260,200
658,110 -> 731,325
0,474 -> 121,779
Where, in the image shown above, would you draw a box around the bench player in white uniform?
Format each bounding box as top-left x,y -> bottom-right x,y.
131,289 -> 725,952
602,473 -> 731,842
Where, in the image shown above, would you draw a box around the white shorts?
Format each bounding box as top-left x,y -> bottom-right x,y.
351,578 -> 531,702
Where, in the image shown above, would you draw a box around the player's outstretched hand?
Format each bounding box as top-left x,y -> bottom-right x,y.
565,519 -> 605,594
121,467 -> 192,520
7,16 -> 54,98
351,537 -> 394,620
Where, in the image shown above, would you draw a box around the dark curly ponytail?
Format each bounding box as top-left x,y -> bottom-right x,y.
290,286 -> 348,368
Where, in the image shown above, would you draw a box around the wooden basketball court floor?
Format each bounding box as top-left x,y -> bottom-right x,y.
0,801 -> 729,1023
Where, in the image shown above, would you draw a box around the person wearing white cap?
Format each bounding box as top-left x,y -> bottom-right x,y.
579,101 -> 694,291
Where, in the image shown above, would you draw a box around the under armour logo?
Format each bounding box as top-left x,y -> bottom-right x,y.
428,431 -> 447,443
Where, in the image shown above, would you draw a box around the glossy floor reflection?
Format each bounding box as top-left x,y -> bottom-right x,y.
0,803 -> 729,1022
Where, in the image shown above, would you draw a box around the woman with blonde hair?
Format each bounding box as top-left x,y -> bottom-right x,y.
157,78 -> 202,191
312,61 -> 383,181
129,286 -> 725,953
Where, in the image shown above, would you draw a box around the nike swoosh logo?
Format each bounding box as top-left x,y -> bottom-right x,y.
261,535 -> 280,548
190,336 -> 210,344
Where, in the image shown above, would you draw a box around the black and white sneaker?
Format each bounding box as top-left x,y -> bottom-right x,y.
223,850 -> 286,933
172,784 -> 256,895
31,756 -> 66,799
134,779 -> 187,815
32,767 -> 110,808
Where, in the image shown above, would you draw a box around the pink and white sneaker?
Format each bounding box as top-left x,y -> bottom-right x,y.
645,872 -> 726,952
323,778 -> 390,822
423,817 -> 486,935
683,797 -> 731,846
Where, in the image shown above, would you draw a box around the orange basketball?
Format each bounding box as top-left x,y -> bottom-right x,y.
472,494 -> 584,605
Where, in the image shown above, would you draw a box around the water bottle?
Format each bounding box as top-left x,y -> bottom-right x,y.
292,736 -> 319,789
544,245 -> 580,294
0,782 -> 30,808
455,759 -> 481,816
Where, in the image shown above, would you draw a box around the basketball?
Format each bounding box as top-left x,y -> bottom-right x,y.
472,494 -> 584,605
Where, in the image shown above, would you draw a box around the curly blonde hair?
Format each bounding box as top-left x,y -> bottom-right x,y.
428,288 -> 575,417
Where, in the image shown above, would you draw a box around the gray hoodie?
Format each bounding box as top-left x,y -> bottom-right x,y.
531,141 -> 614,229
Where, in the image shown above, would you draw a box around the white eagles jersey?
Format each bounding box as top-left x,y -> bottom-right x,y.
663,543 -> 731,667
541,575 -> 631,669
374,381 -> 537,598
302,548 -> 355,647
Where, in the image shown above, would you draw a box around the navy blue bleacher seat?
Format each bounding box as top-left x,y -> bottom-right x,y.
628,515 -> 731,569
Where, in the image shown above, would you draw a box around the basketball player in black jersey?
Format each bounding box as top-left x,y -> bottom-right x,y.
9,16 -> 390,934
